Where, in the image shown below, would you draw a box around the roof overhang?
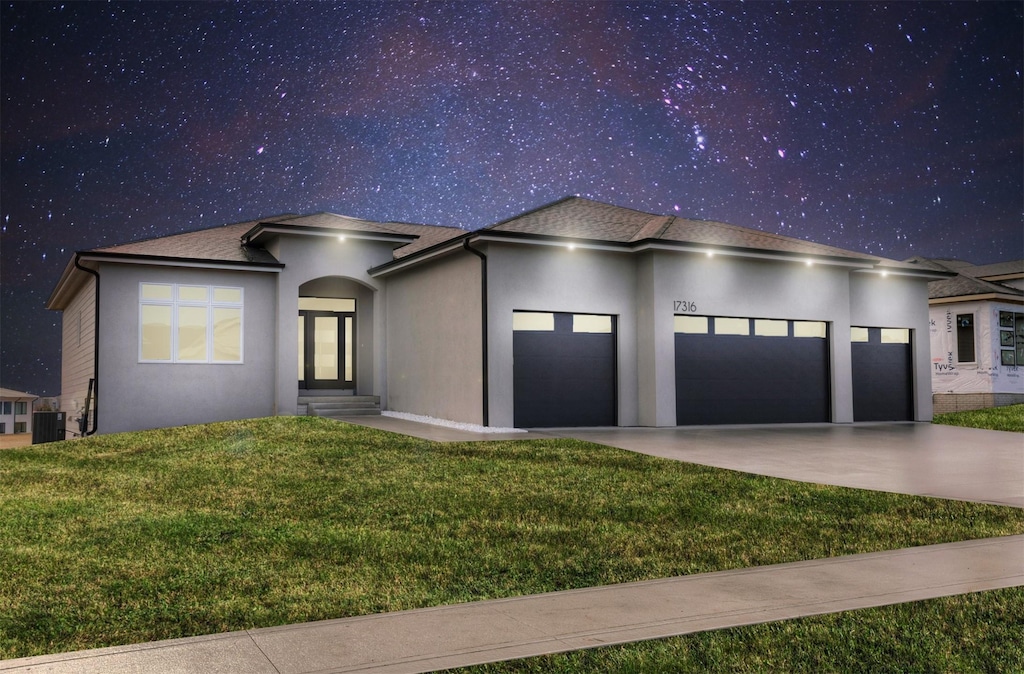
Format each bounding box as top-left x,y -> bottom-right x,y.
370,229 -> 890,277
243,223 -> 417,248
929,293 -> 1024,305
46,251 -> 284,310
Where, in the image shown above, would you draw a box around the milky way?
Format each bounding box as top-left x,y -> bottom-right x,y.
2,1 -> 1021,395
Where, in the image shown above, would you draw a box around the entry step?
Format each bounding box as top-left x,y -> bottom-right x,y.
302,396 -> 381,418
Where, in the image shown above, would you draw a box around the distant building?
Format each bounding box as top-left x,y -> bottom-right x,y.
907,258 -> 1024,413
46,197 -> 951,434
0,387 -> 38,435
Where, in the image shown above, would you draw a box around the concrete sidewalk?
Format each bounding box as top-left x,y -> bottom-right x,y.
5,535 -> 1022,674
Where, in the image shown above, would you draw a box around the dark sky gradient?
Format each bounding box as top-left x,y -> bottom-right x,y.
2,1 -> 1021,396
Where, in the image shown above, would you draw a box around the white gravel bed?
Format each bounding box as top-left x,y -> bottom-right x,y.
381,410 -> 526,434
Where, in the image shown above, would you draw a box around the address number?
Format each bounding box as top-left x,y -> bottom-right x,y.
674,300 -> 697,313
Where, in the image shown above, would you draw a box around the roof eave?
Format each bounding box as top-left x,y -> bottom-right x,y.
243,223 -> 418,247
929,293 -> 1024,305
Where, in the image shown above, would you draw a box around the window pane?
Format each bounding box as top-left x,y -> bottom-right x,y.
674,315 -> 708,334
141,283 -> 172,301
298,297 -> 355,312
213,307 -> 242,362
213,287 -> 242,303
1001,350 -> 1016,366
298,316 -> 304,381
851,327 -> 869,342
344,316 -> 354,382
956,314 -> 975,362
178,286 -> 208,302
14,402 -> 27,415
314,316 -> 338,380
177,306 -> 208,361
513,312 -> 554,331
794,321 -> 826,338
573,314 -> 612,333
755,319 -> 788,337
715,317 -> 749,335
881,328 -> 910,344
141,305 -> 172,360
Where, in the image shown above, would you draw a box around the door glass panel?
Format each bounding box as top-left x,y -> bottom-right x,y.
572,314 -> 612,333
715,317 -> 750,335
880,328 -> 910,344
298,316 -> 304,380
513,312 -> 554,331
794,321 -> 827,338
344,316 -> 354,382
754,319 -> 788,337
674,315 -> 708,334
314,316 -> 339,380
851,327 -> 869,342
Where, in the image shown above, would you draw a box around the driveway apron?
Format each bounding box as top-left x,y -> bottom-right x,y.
548,423 -> 1024,508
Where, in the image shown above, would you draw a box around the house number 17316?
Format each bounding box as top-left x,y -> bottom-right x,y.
673,300 -> 697,313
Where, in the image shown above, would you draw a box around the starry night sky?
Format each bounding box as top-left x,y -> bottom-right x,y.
2,1 -> 1021,396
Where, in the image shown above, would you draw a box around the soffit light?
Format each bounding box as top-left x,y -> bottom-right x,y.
338,235 -> 346,242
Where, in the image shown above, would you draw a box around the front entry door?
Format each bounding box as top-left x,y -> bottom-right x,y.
299,310 -> 355,390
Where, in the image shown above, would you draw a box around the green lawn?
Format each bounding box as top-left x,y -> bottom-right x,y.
934,403 -> 1024,432
2,416 -> 1022,661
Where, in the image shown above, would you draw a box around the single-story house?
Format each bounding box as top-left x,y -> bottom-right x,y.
906,257 -> 1024,413
0,387 -> 38,435
46,197 -> 952,435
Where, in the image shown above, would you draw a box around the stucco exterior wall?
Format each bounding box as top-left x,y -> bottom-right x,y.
267,235 -> 395,415
59,274 -> 96,430
96,264 -> 278,433
485,242 -> 640,429
849,272 -> 934,420
655,252 -> 856,423
384,250 -> 484,424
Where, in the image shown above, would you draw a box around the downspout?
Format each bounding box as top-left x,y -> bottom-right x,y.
74,254 -> 100,436
462,238 -> 489,427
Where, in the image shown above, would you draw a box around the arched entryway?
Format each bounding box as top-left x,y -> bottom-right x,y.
298,277 -> 375,395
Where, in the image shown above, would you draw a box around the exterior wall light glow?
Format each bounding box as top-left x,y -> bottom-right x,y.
881,270 -> 889,277
338,235 -> 346,242
706,250 -> 714,258
805,259 -> 813,266
567,243 -> 576,251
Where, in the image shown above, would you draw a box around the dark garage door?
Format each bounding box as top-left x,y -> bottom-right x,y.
513,311 -> 616,427
675,316 -> 830,425
852,327 -> 913,421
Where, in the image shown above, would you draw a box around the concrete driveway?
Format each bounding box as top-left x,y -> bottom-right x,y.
548,423 -> 1024,508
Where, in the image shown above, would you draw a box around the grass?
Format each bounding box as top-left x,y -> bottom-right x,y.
933,403 -> 1024,433
456,587 -> 1024,673
2,416 -> 1023,660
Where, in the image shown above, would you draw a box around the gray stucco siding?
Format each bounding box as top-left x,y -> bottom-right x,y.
652,252 -> 856,423
384,251 -> 484,424
850,272 -> 934,420
485,243 -> 640,429
270,235 -> 392,414
97,264 -> 278,433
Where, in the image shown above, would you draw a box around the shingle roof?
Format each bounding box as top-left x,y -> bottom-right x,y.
970,260 -> 1024,279
907,257 -> 1024,300
485,197 -> 877,261
92,217 -> 289,264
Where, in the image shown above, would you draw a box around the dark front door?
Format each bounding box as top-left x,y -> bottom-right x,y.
299,310 -> 355,390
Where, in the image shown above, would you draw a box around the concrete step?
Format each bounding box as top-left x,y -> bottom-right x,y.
304,395 -> 381,418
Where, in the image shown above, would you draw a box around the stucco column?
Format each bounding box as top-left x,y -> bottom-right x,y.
830,320 -> 855,423
636,252 -> 676,427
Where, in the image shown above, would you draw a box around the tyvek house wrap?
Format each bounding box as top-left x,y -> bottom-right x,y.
931,303 -> 1024,394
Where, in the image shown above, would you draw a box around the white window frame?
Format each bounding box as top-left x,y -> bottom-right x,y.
138,283 -> 244,364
